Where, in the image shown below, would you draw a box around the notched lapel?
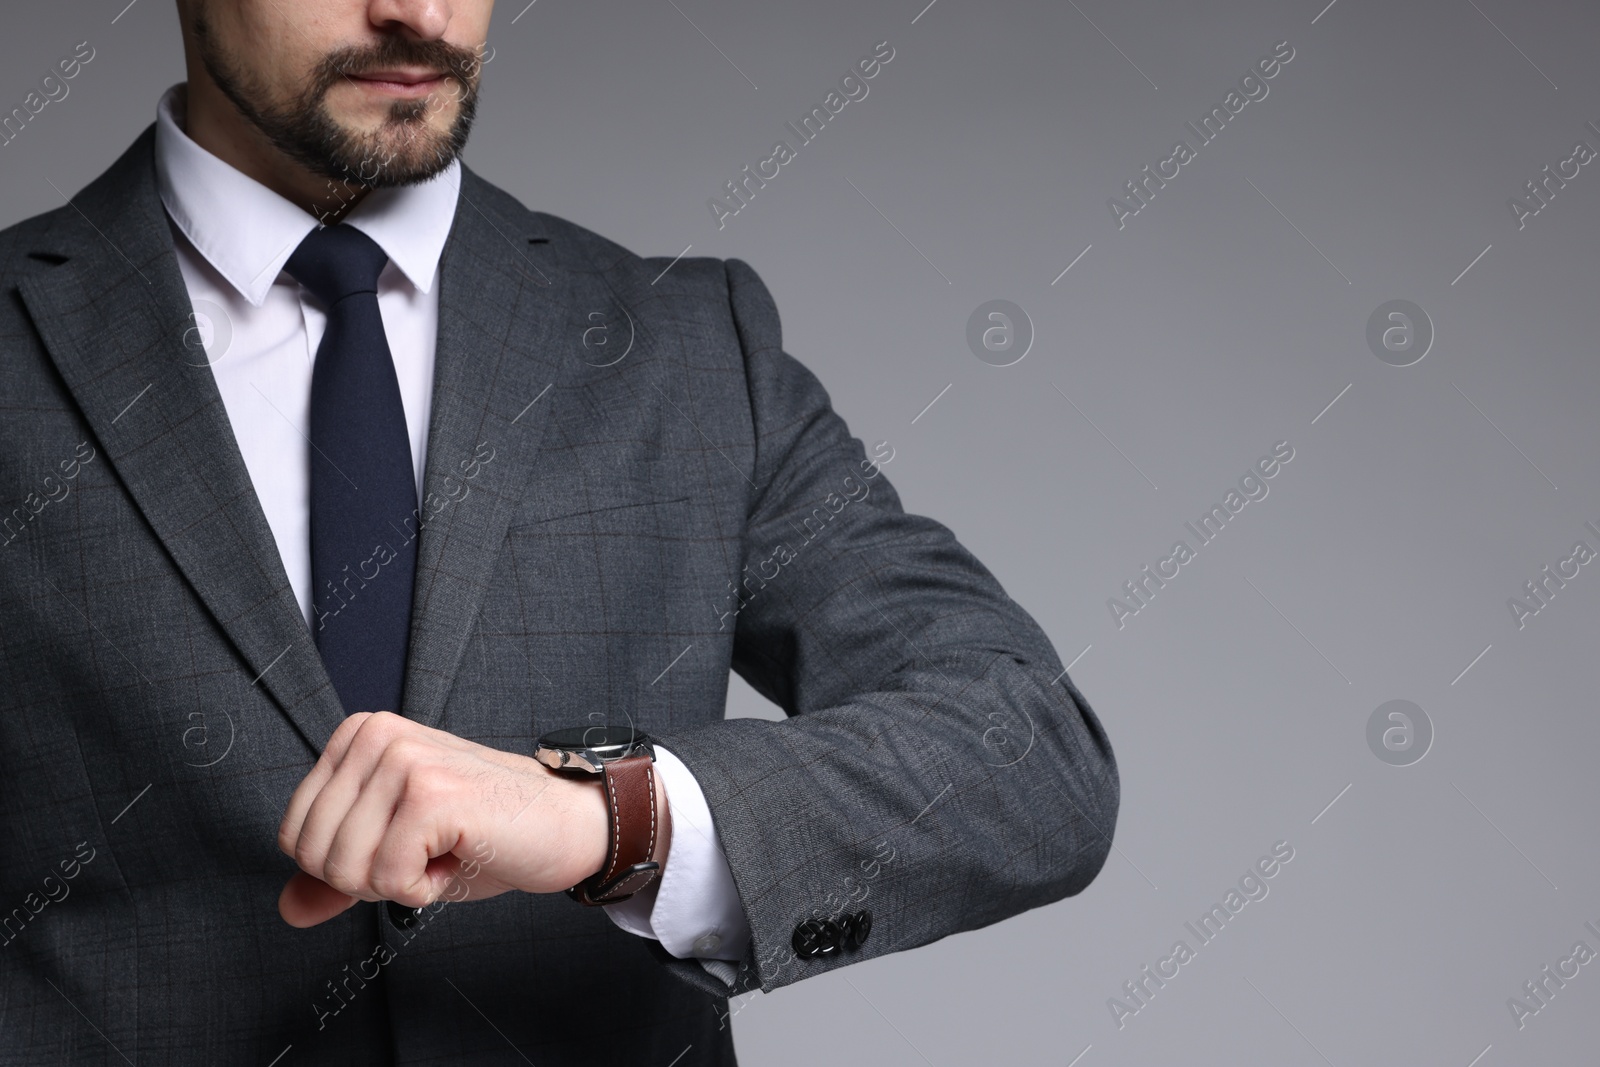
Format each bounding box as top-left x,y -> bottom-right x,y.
15,135 -> 636,748
15,127 -> 346,756
400,168 -> 575,730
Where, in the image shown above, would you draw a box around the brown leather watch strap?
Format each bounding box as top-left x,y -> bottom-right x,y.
567,753 -> 661,906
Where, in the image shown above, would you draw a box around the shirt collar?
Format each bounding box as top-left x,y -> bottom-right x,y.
153,82 -> 460,307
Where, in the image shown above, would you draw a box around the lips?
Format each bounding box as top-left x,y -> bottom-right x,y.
352,69 -> 447,85
344,69 -> 453,99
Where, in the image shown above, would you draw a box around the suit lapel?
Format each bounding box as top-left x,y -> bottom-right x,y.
17,134 -> 576,748
399,167 -> 572,730
16,125 -> 348,754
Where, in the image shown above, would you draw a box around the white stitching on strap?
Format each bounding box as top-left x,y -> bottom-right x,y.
644,764 -> 657,862
604,768 -> 623,881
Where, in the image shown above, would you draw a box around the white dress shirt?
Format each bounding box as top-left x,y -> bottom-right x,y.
151,83 -> 749,971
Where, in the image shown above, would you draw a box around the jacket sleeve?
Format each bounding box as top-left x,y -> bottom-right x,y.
646,258 -> 1120,999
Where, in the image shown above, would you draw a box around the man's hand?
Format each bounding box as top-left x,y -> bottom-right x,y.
275,711 -> 669,928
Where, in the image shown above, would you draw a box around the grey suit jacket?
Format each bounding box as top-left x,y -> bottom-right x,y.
0,125 -> 1119,1065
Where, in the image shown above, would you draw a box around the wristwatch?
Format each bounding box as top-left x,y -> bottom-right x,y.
534,725 -> 662,906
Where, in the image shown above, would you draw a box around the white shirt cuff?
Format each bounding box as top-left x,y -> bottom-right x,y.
601,744 -> 752,968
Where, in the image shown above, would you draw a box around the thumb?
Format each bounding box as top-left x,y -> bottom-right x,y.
278,870 -> 359,928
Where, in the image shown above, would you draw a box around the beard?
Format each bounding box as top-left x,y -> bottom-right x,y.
192,14 -> 482,188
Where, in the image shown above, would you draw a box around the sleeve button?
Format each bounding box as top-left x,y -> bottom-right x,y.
791,917 -> 845,959
815,918 -> 844,956
848,909 -> 872,947
792,919 -> 826,958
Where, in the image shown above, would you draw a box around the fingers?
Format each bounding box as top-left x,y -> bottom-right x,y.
291,762 -> 386,892
281,712 -> 472,904
370,830 -> 465,908
325,757 -> 440,904
277,713 -> 535,925
277,710 -> 381,856
280,711 -> 454,859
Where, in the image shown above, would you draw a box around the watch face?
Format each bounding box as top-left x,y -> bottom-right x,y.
539,724 -> 648,759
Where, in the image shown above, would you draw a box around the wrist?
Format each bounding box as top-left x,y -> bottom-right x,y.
563,771 -> 611,884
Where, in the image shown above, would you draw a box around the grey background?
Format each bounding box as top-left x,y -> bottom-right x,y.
4,0 -> 1598,1063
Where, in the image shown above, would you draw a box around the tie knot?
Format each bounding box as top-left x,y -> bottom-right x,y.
284,224 -> 389,306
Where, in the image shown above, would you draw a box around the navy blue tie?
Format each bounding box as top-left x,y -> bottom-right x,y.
285,224 -> 418,716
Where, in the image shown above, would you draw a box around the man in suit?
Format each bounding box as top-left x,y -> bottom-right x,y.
0,0 -> 1119,1062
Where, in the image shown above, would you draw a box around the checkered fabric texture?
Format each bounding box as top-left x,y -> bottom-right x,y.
0,125 -> 1119,1065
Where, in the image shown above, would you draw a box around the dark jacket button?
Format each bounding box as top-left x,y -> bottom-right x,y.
792,918 -> 825,958
386,900 -> 421,931
848,909 -> 872,947
792,917 -> 846,959
815,918 -> 844,956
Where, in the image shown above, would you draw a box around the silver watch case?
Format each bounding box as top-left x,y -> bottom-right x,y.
534,725 -> 654,774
